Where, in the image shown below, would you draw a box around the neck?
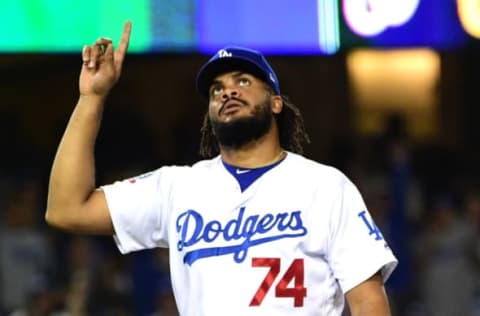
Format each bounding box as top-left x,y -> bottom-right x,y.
220,125 -> 285,168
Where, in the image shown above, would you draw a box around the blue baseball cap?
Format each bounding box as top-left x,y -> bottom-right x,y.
196,46 -> 281,99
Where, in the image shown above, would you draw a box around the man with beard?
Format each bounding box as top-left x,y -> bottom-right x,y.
46,22 -> 397,316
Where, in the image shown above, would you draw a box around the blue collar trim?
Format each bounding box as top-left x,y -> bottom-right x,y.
222,156 -> 285,192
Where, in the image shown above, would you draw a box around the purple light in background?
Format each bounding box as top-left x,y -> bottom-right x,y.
195,0 -> 471,54
195,0 -> 323,54
366,0 -> 468,48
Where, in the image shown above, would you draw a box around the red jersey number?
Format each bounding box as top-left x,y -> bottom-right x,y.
249,258 -> 307,307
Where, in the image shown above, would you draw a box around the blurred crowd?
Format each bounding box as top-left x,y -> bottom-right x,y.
1,105 -> 480,316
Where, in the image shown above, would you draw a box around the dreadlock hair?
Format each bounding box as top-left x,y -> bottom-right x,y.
199,94 -> 310,158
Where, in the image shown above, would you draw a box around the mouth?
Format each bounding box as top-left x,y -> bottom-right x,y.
220,98 -> 246,115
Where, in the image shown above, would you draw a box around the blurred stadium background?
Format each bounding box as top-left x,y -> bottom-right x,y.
1,0 -> 480,315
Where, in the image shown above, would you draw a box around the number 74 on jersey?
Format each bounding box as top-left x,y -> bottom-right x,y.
249,258 -> 306,307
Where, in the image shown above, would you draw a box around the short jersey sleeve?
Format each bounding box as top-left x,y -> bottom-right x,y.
327,176 -> 398,293
101,168 -> 175,254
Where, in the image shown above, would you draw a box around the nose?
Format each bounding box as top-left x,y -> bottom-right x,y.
221,85 -> 239,101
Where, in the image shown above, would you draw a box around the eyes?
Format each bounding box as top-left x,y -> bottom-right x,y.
210,76 -> 252,97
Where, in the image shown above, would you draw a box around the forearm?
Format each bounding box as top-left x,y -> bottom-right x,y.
46,95 -> 104,228
45,22 -> 130,233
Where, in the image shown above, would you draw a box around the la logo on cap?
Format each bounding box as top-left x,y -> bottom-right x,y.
218,49 -> 232,58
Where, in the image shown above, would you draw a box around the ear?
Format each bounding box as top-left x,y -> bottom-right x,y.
271,95 -> 283,114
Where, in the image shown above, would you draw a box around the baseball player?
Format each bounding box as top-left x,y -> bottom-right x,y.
46,21 -> 397,316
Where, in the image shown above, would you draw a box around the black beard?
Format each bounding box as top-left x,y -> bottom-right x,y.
211,99 -> 272,149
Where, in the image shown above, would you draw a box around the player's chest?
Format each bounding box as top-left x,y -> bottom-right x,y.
170,182 -> 315,241
168,185 -> 331,265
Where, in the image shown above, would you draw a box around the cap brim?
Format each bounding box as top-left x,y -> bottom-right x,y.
196,57 -> 269,99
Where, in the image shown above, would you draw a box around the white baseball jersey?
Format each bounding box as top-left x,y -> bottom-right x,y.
102,152 -> 397,316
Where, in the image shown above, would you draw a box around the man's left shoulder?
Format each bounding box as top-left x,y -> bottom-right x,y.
285,152 -> 347,182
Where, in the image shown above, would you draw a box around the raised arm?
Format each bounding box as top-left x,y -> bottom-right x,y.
45,21 -> 132,234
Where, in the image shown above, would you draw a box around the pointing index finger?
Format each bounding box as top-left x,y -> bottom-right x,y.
114,21 -> 132,66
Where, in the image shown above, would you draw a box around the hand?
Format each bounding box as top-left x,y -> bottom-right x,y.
79,21 -> 132,98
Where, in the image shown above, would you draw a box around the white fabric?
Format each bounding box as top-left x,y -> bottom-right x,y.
102,152 -> 397,316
